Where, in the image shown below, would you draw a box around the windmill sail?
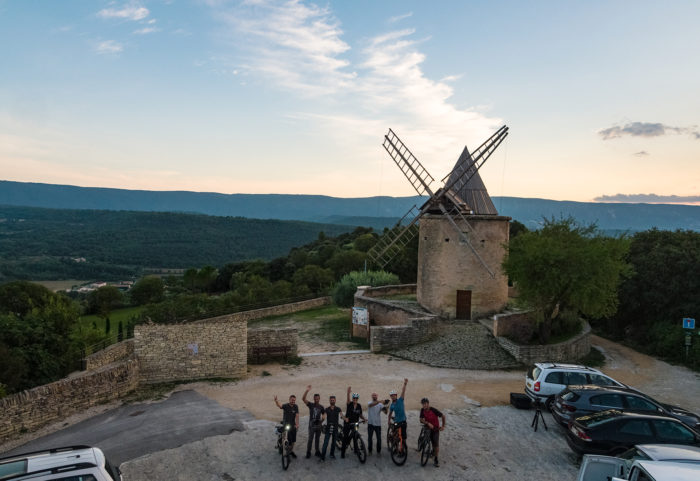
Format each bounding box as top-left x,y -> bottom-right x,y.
367,206 -> 421,268
383,129 -> 435,197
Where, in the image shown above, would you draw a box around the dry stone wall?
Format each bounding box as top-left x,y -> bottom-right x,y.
495,322 -> 591,364
0,358 -> 139,444
135,321 -> 246,383
369,317 -> 437,353
247,327 -> 298,363
85,339 -> 134,370
195,297 -> 330,324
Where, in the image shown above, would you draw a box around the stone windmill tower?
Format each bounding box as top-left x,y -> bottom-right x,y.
368,127 -> 511,320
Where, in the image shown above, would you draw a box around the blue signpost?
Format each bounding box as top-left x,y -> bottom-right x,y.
682,318 -> 696,358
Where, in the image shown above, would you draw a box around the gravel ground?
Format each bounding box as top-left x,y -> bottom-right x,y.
390,321 -> 521,370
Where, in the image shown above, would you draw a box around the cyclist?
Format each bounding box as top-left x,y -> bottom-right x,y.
340,386 -> 366,458
419,397 -> 446,467
367,392 -> 389,456
302,385 -> 324,458
273,394 -> 300,458
320,394 -> 342,461
388,378 -> 408,453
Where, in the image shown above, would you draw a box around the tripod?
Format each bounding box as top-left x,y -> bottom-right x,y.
531,400 -> 548,432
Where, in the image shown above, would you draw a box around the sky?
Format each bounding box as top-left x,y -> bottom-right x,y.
1,1 -> 699,204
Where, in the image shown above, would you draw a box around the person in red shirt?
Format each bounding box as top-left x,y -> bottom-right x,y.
419,397 -> 446,467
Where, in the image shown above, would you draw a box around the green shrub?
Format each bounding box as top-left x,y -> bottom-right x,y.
331,270 -> 400,307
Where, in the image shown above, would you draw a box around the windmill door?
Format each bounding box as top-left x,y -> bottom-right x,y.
456,290 -> 472,320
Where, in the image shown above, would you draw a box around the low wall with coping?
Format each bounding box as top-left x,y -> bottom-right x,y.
247,327 -> 298,363
0,358 -> 139,444
195,297 -> 330,324
492,311 -> 534,343
354,285 -> 438,353
85,339 -> 135,371
495,322 -> 591,364
135,320 -> 247,383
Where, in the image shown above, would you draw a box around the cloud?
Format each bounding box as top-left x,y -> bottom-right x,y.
633,151 -> 649,156
97,3 -> 150,21
208,0 -> 501,174
134,27 -> 159,35
95,40 -> 124,54
389,12 -> 413,24
594,193 -> 700,204
599,121 -> 699,140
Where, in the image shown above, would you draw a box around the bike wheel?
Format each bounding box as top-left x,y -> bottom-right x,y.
281,441 -> 290,470
417,429 -> 426,452
355,435 -> 367,463
420,438 -> 431,466
386,427 -> 393,450
390,438 -> 407,466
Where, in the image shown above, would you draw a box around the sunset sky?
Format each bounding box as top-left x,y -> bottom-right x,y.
1,1 -> 699,204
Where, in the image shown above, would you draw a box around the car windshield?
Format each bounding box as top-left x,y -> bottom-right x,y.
560,390 -> 579,402
0,460 -> 27,478
620,447 -> 651,461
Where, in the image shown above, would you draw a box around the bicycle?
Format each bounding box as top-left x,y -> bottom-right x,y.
342,421 -> 367,463
387,422 -> 407,466
417,425 -> 433,466
275,423 -> 293,470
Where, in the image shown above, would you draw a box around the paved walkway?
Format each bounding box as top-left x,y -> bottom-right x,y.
389,321 -> 521,370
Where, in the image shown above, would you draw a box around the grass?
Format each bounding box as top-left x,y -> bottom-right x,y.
79,306 -> 144,332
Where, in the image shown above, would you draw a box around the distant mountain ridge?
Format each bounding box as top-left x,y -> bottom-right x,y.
2,180 -> 699,232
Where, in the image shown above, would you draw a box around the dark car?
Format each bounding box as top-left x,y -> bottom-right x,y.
551,385 -> 700,429
565,409 -> 700,456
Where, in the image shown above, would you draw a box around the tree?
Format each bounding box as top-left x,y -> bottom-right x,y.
332,270 -> 400,307
129,275 -> 165,305
502,217 -> 630,343
88,286 -> 124,325
292,265 -> 334,295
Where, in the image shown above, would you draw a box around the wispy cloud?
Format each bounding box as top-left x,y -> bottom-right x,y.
389,12 -> 413,24
599,121 -> 699,140
209,0 -> 501,173
134,27 -> 159,35
633,151 -> 649,156
95,40 -> 124,54
595,193 -> 700,204
97,3 -> 150,21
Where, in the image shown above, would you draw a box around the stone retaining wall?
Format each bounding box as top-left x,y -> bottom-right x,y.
195,297 -> 330,324
85,339 -> 134,371
356,284 -> 416,299
369,317 -> 438,353
492,311 -> 534,344
495,322 -> 591,364
0,358 -> 139,444
135,321 -> 247,383
247,327 -> 298,363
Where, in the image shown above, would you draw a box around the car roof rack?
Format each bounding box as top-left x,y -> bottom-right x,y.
0,446 -> 93,462
0,462 -> 98,481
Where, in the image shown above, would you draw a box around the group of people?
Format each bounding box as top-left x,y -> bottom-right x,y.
273,378 -> 447,467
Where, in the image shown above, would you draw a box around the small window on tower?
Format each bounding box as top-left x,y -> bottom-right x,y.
444,238 -> 450,242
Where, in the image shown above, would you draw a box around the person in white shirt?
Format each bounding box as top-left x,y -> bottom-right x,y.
367,392 -> 389,456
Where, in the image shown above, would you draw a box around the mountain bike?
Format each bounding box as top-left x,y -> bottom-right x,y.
387,422 -> 407,466
344,421 -> 367,463
417,425 -> 433,466
275,424 -> 292,470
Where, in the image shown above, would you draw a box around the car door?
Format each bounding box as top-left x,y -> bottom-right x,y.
577,455 -> 626,481
650,419 -> 698,445
587,394 -> 625,416
623,395 -> 660,414
615,419 -> 655,447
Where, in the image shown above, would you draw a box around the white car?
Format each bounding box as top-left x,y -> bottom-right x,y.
525,362 -> 626,409
0,445 -> 121,481
577,445 -> 700,481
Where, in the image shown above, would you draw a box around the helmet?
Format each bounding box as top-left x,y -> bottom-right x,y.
421,397 -> 429,404
389,390 -> 397,396
352,392 -> 360,399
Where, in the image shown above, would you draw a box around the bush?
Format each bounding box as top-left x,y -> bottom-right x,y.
331,270 -> 400,307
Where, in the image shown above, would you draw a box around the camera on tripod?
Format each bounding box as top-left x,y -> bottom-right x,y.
531,397 -> 548,432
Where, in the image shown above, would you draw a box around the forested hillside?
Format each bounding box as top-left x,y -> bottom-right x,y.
0,205 -> 355,281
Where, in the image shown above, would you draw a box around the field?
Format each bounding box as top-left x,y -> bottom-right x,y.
79,306 -> 144,333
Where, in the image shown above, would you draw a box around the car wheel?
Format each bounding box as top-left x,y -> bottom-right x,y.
545,397 -> 554,411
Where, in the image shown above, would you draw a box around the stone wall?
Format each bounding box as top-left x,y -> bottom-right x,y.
85,339 -> 134,371
135,321 -> 246,383
0,358 -> 139,444
355,284 -> 416,299
247,327 -> 298,363
369,317 -> 437,353
492,311 -> 534,344
195,297 -> 330,324
495,322 -> 591,364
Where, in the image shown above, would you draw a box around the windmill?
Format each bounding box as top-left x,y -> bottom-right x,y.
367,126 -> 511,319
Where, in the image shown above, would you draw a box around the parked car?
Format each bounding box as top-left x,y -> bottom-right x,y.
551,385 -> 700,429
576,444 -> 700,480
565,409 -> 700,456
525,362 -> 626,409
0,445 -> 121,481
579,458 -> 700,481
